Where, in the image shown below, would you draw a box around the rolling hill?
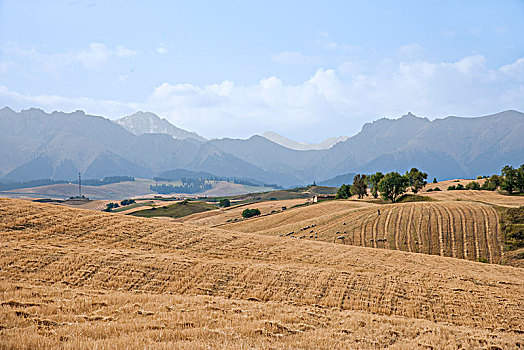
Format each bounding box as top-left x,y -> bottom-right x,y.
0,197 -> 523,348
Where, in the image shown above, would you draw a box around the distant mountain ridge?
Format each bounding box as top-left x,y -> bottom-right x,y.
0,107 -> 522,186
115,111 -> 206,141
261,131 -> 348,150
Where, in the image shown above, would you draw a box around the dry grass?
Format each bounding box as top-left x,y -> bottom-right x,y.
223,192 -> 524,265
424,189 -> 524,207
0,198 -> 523,348
174,198 -> 311,226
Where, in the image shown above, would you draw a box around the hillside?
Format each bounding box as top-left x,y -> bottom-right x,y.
219,189 -> 524,265
0,198 -> 523,348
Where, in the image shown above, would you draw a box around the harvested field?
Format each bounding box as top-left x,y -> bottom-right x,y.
224,200 -> 506,264
174,198 -> 310,226
1,198 -> 523,348
424,188 -> 524,207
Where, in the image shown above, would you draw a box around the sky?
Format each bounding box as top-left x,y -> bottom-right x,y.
0,1 -> 523,142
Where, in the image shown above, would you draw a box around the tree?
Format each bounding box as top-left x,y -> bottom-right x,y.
242,208 -> 260,218
378,172 -> 409,202
433,177 -> 437,184
465,181 -> 481,190
350,174 -> 368,199
219,198 -> 231,207
405,168 -> 428,194
501,165 -> 518,194
516,164 -> 524,193
336,184 -> 352,199
481,174 -> 501,191
367,172 -> 384,198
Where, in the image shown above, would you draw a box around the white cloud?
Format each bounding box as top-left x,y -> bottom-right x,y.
1,55 -> 523,141
156,43 -> 168,54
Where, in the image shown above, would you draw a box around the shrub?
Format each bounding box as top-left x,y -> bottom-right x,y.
434,187 -> 441,191
426,188 -> 433,192
477,257 -> 489,263
219,199 -> 231,208
120,199 -> 136,206
447,185 -> 456,191
465,181 -> 481,190
242,208 -> 261,218
456,184 -> 465,190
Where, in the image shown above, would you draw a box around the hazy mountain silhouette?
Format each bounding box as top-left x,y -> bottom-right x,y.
1,107 -> 522,186
261,131 -> 348,150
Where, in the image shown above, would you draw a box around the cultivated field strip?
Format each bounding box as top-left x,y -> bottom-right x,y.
226,200 -> 505,264
0,198 -> 523,335
425,189 -> 524,207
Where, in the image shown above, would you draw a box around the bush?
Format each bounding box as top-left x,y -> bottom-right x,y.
219,198 -> 231,208
120,199 -> 136,206
242,208 -> 261,218
447,185 -> 456,191
426,188 -> 433,192
434,187 -> 441,191
465,181 -> 481,190
456,184 -> 465,190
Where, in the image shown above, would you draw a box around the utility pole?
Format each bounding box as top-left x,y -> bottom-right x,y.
78,172 -> 82,198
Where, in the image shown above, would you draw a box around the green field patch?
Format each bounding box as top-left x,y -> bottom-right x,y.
129,200 -> 217,219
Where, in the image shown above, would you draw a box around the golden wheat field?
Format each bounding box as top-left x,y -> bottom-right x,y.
223,200 -> 509,263
1,197 -> 523,349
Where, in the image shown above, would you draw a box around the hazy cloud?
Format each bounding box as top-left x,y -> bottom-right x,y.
1,55 -> 523,141
1,42 -> 139,73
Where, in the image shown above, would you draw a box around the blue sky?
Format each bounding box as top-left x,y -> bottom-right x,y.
0,1 -> 523,141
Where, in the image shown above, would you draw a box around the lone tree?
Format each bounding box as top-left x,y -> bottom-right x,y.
405,167 -> 428,194
351,174 -> 368,199
433,177 -> 438,184
367,172 -> 384,198
219,198 -> 231,207
336,184 -> 352,199
378,172 -> 409,202
501,165 -> 518,194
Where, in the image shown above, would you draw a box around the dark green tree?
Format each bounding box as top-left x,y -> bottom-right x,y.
336,184 -> 352,199
242,208 -> 260,218
377,172 -> 409,202
350,174 -> 368,199
219,198 -> 231,207
516,164 -> 524,193
405,167 -> 428,194
465,181 -> 481,190
367,172 -> 384,198
433,177 -> 437,184
501,165 -> 518,194
481,174 -> 501,191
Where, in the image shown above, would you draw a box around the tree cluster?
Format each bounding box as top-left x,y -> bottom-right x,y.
336,168 -> 428,203
242,208 -> 261,218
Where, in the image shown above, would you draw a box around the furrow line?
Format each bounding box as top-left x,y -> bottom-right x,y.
455,205 -> 468,260
406,204 -> 414,253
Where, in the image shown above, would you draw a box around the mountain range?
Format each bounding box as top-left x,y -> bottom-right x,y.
0,107 -> 522,187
